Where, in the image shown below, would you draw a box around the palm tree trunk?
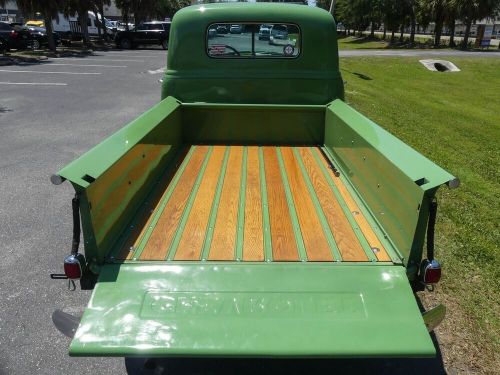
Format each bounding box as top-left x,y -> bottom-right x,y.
93,10 -> 102,41
449,17 -> 456,47
370,21 -> 375,38
98,1 -> 108,40
410,7 -> 416,45
79,9 -> 90,47
391,29 -> 395,44
399,24 -> 404,42
462,18 -> 472,49
434,3 -> 444,47
44,14 -> 56,52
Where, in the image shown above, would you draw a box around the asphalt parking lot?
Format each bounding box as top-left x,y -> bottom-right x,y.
0,48 -> 167,374
0,47 -> 448,374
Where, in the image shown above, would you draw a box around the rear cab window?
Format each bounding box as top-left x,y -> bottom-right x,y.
207,23 -> 300,58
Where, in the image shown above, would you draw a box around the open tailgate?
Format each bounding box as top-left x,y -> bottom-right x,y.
70,263 -> 435,357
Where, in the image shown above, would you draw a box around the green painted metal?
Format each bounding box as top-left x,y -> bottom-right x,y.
324,100 -> 457,269
130,146 -> 196,260
181,104 -> 325,145
258,147 -> 273,262
276,147 -> 308,261
292,147 -> 342,262
166,147 -> 213,260
57,96 -> 181,188
201,146 -> 230,261
317,147 -> 402,264
235,147 -> 248,261
108,147 -> 188,260
162,3 -> 344,104
70,263 -> 435,357
311,147 -> 379,263
57,97 -> 182,263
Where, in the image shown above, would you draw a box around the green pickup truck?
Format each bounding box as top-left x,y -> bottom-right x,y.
52,3 -> 458,359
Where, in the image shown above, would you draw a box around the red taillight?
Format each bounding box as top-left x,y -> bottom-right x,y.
64,254 -> 83,279
420,259 -> 442,284
10,30 -> 18,38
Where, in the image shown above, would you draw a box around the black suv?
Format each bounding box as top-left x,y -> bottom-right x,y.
115,21 -> 171,49
0,22 -> 31,50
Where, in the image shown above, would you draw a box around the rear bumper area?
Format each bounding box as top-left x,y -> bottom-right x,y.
70,263 -> 435,357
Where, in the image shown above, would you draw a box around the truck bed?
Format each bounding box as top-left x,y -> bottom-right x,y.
114,145 -> 392,263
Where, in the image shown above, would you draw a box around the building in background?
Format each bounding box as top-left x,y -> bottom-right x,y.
0,1 -> 19,22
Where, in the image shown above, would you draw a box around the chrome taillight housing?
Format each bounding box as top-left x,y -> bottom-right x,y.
420,259 -> 442,284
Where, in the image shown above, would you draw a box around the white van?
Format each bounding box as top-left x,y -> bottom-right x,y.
52,11 -> 115,40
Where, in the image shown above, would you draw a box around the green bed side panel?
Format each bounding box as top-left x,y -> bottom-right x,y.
56,96 -> 183,262
324,100 -> 457,266
70,263 -> 435,358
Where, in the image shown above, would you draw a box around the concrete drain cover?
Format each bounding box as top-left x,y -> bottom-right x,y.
419,60 -> 460,72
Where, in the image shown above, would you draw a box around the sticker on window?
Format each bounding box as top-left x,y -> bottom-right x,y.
207,23 -> 300,58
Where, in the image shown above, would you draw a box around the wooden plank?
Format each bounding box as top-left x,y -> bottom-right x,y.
117,147 -> 189,260
209,146 -> 243,260
174,146 -> 226,260
243,146 -> 264,261
263,147 -> 299,261
315,148 -> 391,262
281,147 -> 333,261
139,146 -> 209,260
301,148 -> 367,261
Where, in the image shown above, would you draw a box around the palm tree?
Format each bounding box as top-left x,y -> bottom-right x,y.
452,0 -> 500,48
16,0 -> 65,52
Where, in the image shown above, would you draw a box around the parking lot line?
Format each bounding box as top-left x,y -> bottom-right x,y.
0,69 -> 101,75
57,58 -> 144,62
49,63 -> 127,68
0,82 -> 67,86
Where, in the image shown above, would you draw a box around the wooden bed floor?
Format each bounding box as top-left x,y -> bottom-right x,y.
117,145 -> 392,262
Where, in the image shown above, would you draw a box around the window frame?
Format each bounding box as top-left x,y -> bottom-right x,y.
205,21 -> 302,60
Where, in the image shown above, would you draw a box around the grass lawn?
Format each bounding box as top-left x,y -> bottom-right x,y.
340,56 -> 499,373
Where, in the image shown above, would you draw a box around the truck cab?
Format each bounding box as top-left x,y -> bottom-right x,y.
52,3 -> 458,359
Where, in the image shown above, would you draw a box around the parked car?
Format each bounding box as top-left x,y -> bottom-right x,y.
269,24 -> 288,44
115,21 -> 171,49
258,25 -> 271,40
216,25 -> 229,34
0,36 -> 6,53
208,27 -> 217,39
229,24 -> 242,34
26,26 -> 61,49
0,22 -> 31,50
117,21 -> 134,31
25,20 -> 45,28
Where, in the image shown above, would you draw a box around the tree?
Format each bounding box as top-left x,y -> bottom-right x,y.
115,0 -> 132,29
16,0 -> 65,51
154,0 -> 191,20
64,0 -> 93,47
453,0 -> 500,48
93,0 -> 111,42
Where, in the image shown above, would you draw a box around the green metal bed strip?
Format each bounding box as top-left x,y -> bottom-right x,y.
166,146 -> 214,260
107,146 -> 184,260
276,147 -> 308,262
319,146 -> 402,263
201,146 -> 231,260
126,146 -> 195,260
293,147 -> 343,262
311,147 -> 378,262
235,147 -> 248,261
258,147 -> 273,262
